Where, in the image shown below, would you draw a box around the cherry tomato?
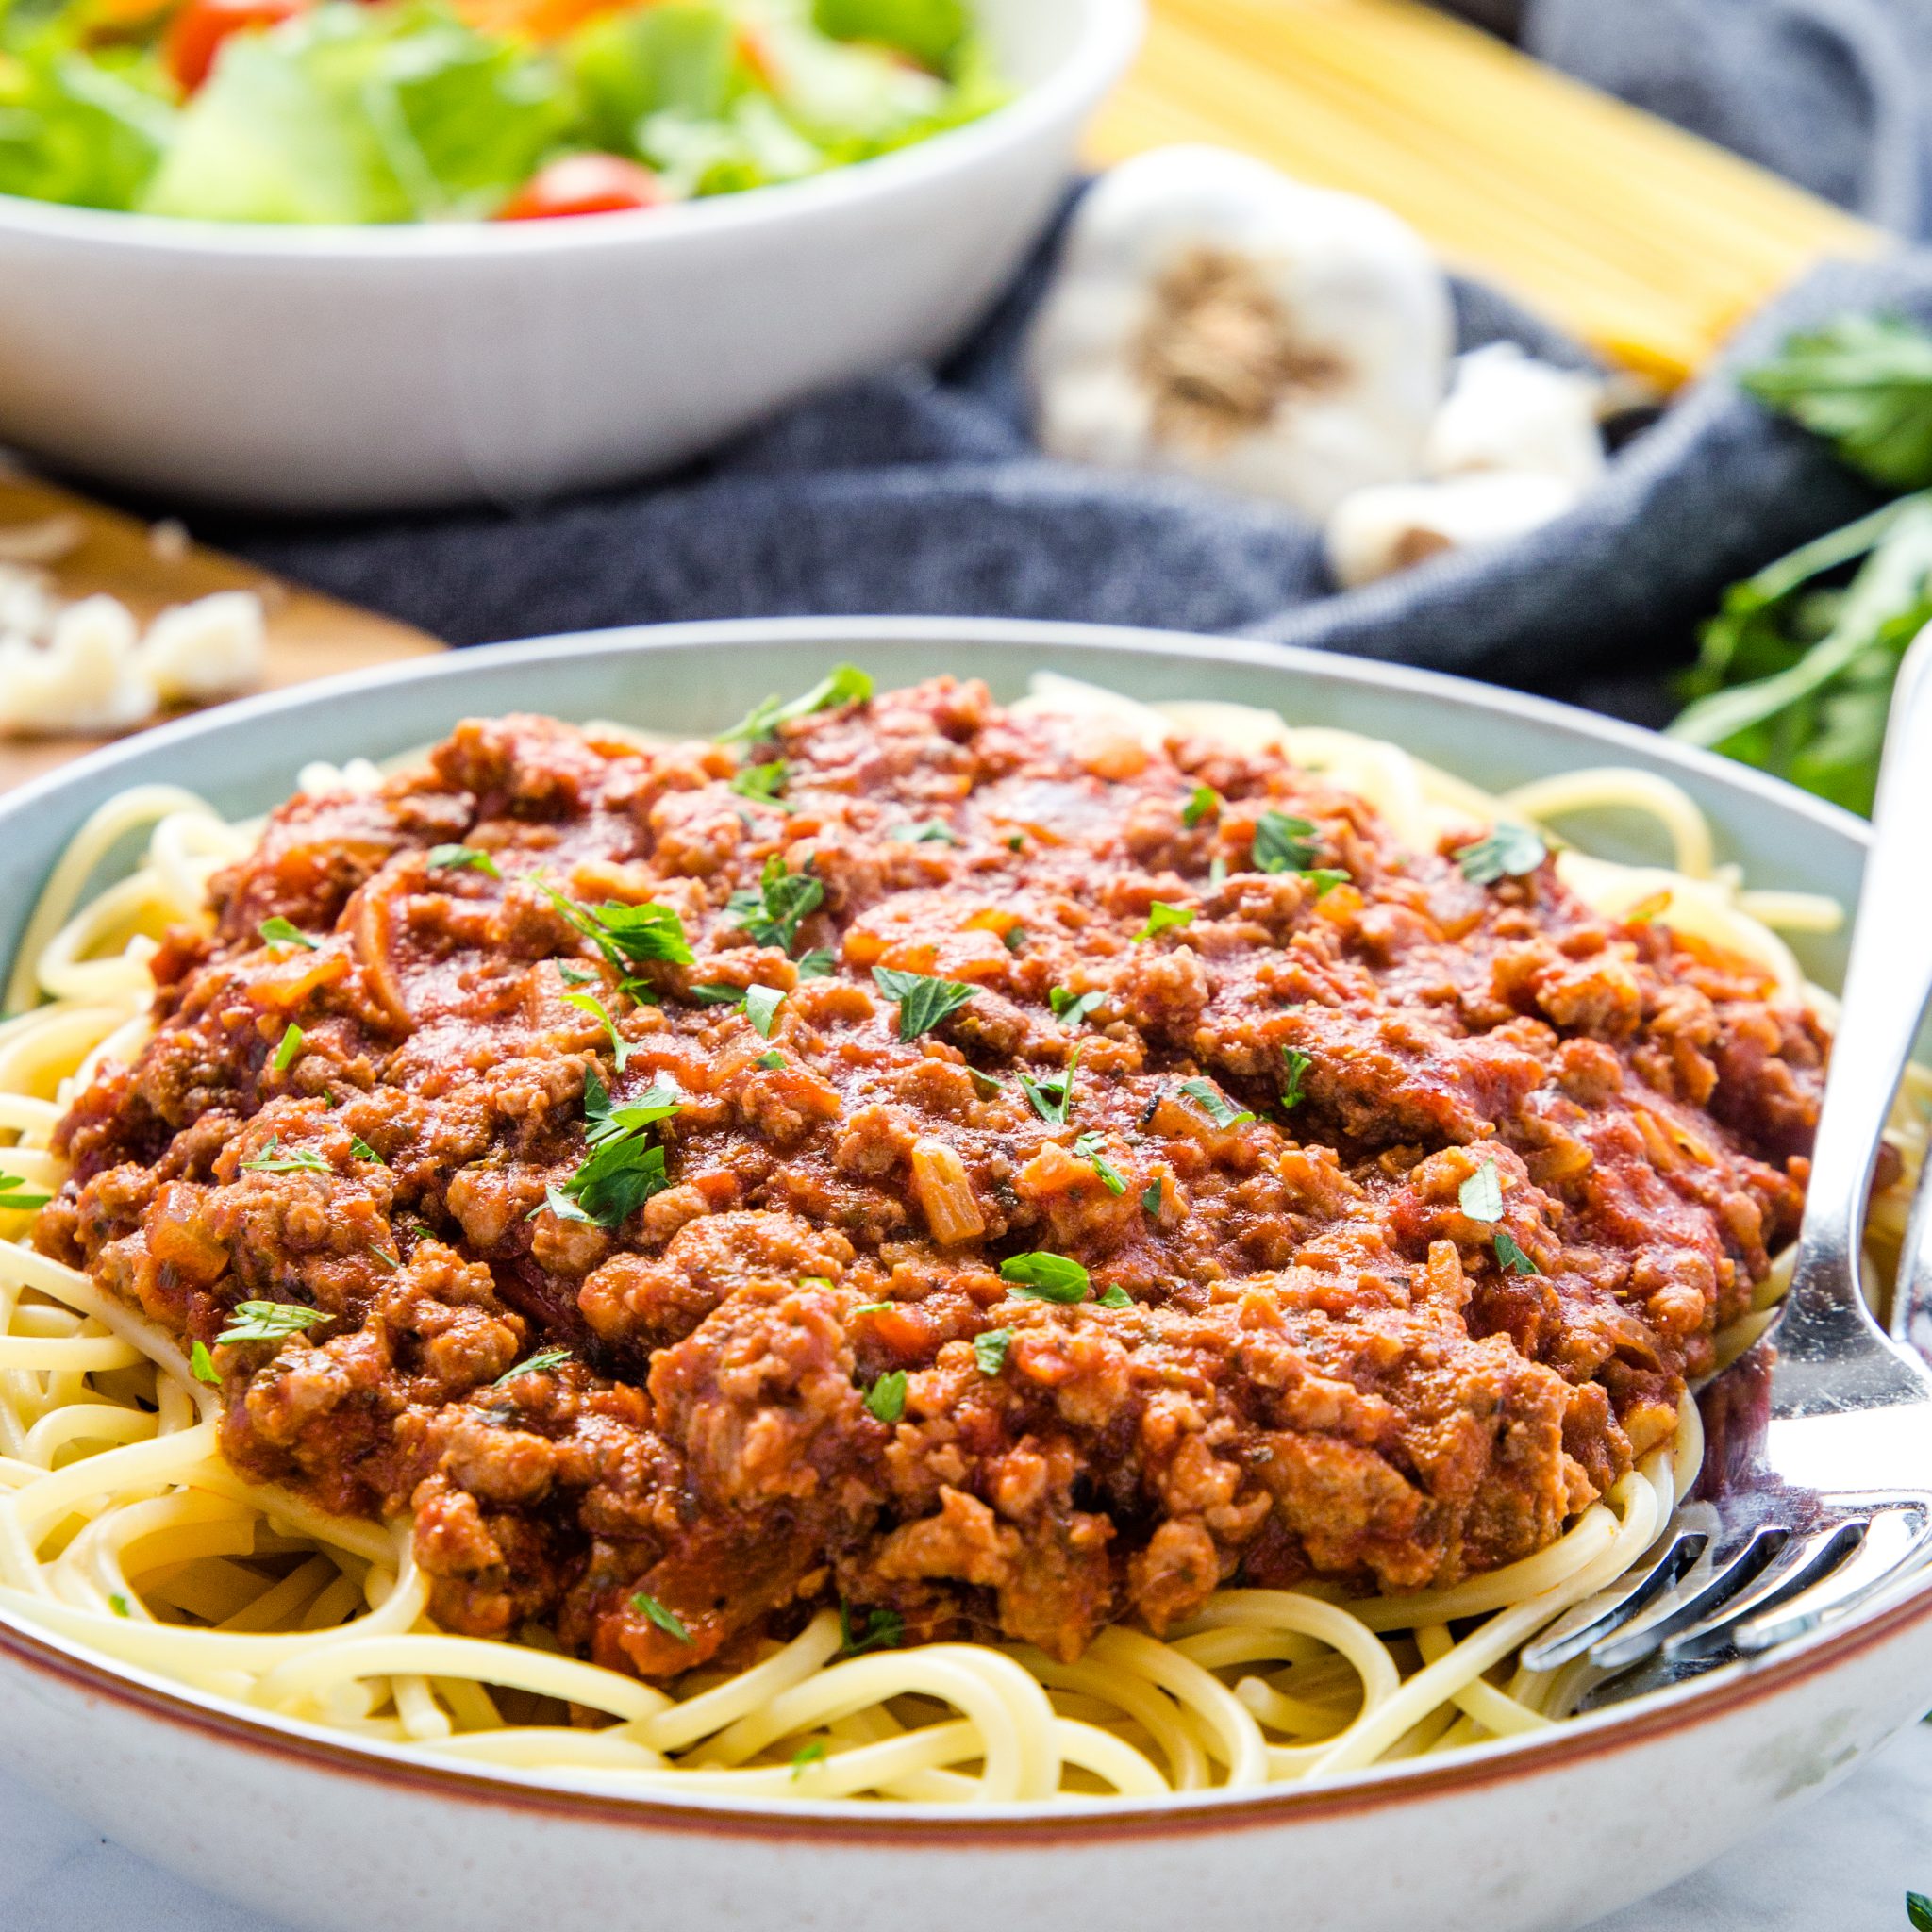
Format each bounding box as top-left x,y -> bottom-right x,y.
164,0 -> 306,92
494,155 -> 667,222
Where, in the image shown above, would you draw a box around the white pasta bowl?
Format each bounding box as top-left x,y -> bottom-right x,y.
0,616 -> 1924,1932
0,0 -> 1139,515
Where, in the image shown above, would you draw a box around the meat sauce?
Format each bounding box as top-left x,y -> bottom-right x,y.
38,680 -> 1823,1678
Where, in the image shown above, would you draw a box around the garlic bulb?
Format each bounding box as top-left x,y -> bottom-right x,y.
1027,145 -> 1453,520
1424,341 -> 1605,489
1325,472 -> 1577,590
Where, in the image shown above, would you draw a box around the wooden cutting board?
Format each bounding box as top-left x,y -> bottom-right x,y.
0,475 -> 442,791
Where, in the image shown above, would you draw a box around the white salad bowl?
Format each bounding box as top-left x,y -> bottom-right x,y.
0,0 -> 1140,514
0,616 -> 1925,1932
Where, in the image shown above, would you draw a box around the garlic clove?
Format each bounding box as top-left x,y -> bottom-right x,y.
1325,471 -> 1579,590
1028,144 -> 1453,520
1424,341 -> 1605,490
0,593 -> 158,735
137,590 -> 268,705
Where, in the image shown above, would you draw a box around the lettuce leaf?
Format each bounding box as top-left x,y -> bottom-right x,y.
811,0 -> 966,70
140,1 -> 567,224
568,1 -> 737,155
0,30 -> 175,210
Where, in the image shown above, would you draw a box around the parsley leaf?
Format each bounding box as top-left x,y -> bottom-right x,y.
1494,1231 -> 1541,1275
537,1185 -> 593,1224
871,966 -> 976,1041
349,1135 -> 383,1164
0,1173 -> 49,1211
1072,1130 -> 1125,1195
1907,1892 -> 1932,1932
543,885 -> 694,971
1208,856 -> 1227,886
1299,868 -> 1350,897
1180,1077 -> 1255,1129
1018,1052 -> 1078,1127
1002,924 -> 1026,954
744,985 -> 786,1037
1134,901 -> 1196,941
109,1592 -> 131,1618
239,1135 -> 329,1175
1458,1160 -> 1505,1223
272,1024 -> 305,1073
1182,784 -> 1222,828
865,1370 -> 908,1424
1049,987 -> 1104,1027
837,1602 -> 905,1657
1254,811 -> 1319,874
729,760 -> 791,808
1000,1252 -> 1090,1303
725,856 -> 824,956
217,1301 -> 328,1345
1741,314 -> 1932,491
791,1741 -> 828,1778
1455,824 -> 1548,887
967,1067 -> 1004,1099
1097,1286 -> 1133,1309
888,820 -> 959,846
755,1050 -> 785,1070
582,1067 -> 683,1144
631,1591 -> 693,1643
258,916 -> 316,951
565,991 -> 633,1070
974,1328 -> 1011,1376
795,947 -> 837,979
720,664 -> 874,745
557,961 -> 599,986
562,1138 -> 668,1229
1141,1177 -> 1162,1218
688,983 -> 749,1006
190,1340 -> 219,1386
1280,1047 -> 1311,1109
494,1347 -> 573,1387
428,844 -> 501,880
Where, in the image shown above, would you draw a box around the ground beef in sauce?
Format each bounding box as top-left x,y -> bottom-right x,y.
38,680 -> 1823,1679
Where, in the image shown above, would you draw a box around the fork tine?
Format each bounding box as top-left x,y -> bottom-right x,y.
1519,1526 -> 1707,1673
1661,1521 -> 1867,1662
1589,1524 -> 1789,1671
1735,1505 -> 1932,1655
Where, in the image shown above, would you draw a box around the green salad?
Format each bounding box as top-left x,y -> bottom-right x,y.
0,0 -> 1002,224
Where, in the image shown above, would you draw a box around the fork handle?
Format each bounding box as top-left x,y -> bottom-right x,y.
1784,625 -> 1932,1368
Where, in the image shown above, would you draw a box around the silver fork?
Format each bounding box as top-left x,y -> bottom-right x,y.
1521,627 -> 1932,1701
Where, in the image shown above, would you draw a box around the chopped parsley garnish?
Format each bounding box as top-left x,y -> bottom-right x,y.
1049,987 -> 1104,1027
1208,857 -> 1228,886
729,760 -> 791,809
239,1135 -> 329,1174
1000,1251 -> 1091,1303
556,1067 -> 679,1229
756,1050 -> 785,1070
1180,1078 -> 1255,1129
494,1347 -> 573,1387
348,1135 -> 383,1164
1097,1286 -> 1133,1310
1253,811 -> 1320,874
795,948 -> 837,979
967,1067 -> 1004,1098
1018,1053 -> 1078,1127
258,916 -> 316,951
1908,1892 -> 1932,1931
744,985 -> 786,1038
848,1301 -> 892,1316
582,1067 -> 683,1143
1002,924 -> 1026,954
1006,834 -> 1024,853
1458,1160 -> 1505,1223
631,1591 -> 693,1643
217,1301 -> 329,1345
689,983 -> 749,1006
1280,1047 -> 1311,1109
189,1340 -> 219,1386
837,1602 -> 905,1657
888,820 -> 960,846
720,664 -> 873,745
1494,1231 -> 1541,1275
272,1024 -> 305,1073
557,961 -> 599,987
542,885 -> 693,971
1455,824 -> 1548,886
1134,902 -> 1196,942
427,844 -> 501,880
366,1245 -> 401,1271
1300,868 -> 1350,897
1182,784 -> 1222,828
0,1173 -> 49,1211
540,1185 -> 593,1224
791,1741 -> 828,1778
1141,1177 -> 1162,1218
864,1371 -> 908,1424
109,1592 -> 131,1618
565,991 -> 633,1070
725,856 -> 824,956
974,1328 -> 1012,1376
1072,1130 -> 1125,1195
872,966 -> 976,1041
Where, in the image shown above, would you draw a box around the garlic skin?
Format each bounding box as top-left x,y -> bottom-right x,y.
1424,342 -> 1605,490
137,591 -> 267,704
1027,145 -> 1453,520
0,594 -> 158,735
1325,472 -> 1577,590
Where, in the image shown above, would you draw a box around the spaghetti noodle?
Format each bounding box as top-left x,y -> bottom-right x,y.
0,674 -> 1911,1807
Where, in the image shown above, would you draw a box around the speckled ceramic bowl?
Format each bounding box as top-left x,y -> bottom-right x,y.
0,617 -> 1923,1932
